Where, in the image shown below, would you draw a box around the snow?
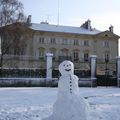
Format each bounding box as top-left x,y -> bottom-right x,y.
0,87 -> 120,120
31,23 -> 100,35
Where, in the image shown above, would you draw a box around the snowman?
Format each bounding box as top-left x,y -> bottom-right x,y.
43,60 -> 89,120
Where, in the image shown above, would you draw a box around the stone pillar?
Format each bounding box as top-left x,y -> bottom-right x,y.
116,56 -> 120,87
46,53 -> 53,80
90,55 -> 97,87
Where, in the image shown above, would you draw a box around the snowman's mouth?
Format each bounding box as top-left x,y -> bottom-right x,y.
65,69 -> 71,72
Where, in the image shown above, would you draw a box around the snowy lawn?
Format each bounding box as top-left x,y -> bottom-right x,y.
0,87 -> 120,120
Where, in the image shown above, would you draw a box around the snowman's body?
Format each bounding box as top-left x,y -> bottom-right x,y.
43,61 -> 89,120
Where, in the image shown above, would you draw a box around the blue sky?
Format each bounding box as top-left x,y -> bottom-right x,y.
20,0 -> 120,36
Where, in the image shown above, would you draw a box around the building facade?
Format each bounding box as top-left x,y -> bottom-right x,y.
0,20 -> 119,76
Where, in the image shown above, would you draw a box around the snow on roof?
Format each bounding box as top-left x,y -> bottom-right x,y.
30,23 -> 101,35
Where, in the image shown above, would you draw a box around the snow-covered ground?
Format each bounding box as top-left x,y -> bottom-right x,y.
0,87 -> 120,120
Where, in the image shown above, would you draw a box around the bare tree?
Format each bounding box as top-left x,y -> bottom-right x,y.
0,0 -> 26,27
0,0 -> 27,69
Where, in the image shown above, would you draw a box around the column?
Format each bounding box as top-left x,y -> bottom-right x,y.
90,55 -> 97,87
116,56 -> 120,87
46,53 -> 53,80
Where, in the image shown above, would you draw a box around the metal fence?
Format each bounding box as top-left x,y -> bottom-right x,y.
0,57 -> 118,86
96,58 -> 117,86
0,68 -> 46,78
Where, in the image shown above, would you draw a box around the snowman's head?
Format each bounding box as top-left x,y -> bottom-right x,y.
59,60 -> 74,75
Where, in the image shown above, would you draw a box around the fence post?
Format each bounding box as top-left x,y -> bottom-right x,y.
46,53 -> 53,80
116,56 -> 120,87
90,55 -> 97,87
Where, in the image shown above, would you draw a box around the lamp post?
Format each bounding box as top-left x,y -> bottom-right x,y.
105,55 -> 109,86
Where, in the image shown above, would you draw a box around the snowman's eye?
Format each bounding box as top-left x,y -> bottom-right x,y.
69,64 -> 71,66
63,64 -> 65,66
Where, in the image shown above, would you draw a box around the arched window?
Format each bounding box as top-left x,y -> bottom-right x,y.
59,48 -> 70,60
60,48 -> 69,56
49,48 -> 56,60
84,50 -> 89,61
38,47 -> 45,59
73,50 -> 79,61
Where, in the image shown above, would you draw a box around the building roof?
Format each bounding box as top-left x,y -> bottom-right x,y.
30,23 -> 101,35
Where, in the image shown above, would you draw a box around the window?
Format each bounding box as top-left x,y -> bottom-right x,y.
103,41 -> 109,48
74,39 -> 79,45
39,37 -> 44,44
73,51 -> 79,61
60,49 -> 68,56
19,47 -> 25,55
59,49 -> 71,60
104,52 -> 110,62
39,48 -> 45,59
62,39 -> 68,45
13,47 -> 19,55
84,40 -> 89,46
84,53 -> 89,61
50,48 -> 56,60
50,38 -> 56,44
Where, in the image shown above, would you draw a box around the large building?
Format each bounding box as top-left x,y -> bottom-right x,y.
0,18 -> 119,77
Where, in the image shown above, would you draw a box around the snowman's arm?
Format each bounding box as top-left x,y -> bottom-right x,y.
73,75 -> 79,81
72,75 -> 79,87
58,76 -> 63,88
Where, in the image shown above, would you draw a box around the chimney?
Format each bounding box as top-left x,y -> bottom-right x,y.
87,19 -> 91,30
81,19 -> 91,30
26,15 -> 32,26
109,25 -> 113,33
